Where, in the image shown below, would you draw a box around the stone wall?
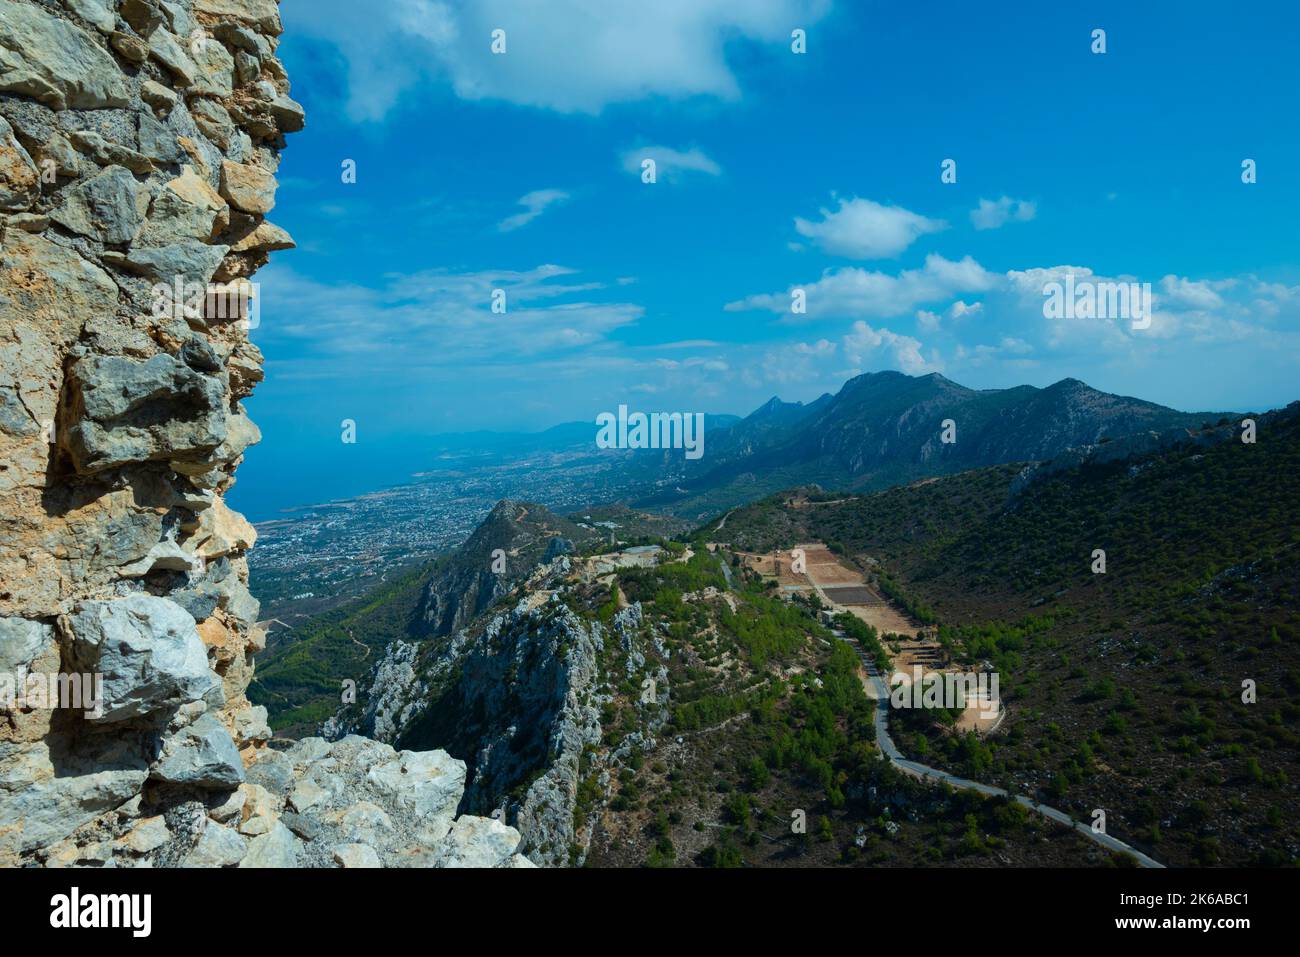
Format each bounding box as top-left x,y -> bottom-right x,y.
0,0 -> 529,867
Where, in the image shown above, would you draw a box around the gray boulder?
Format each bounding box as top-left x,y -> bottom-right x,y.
183,819 -> 247,867
0,736 -> 149,853
428,816 -> 526,868
61,0 -> 116,33
365,749 -> 465,841
237,821 -> 300,868
120,240 -> 230,286
151,712 -> 245,788
65,594 -> 223,722
63,352 -> 228,474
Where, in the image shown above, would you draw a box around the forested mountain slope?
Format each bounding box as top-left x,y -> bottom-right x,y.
708,404 -> 1300,865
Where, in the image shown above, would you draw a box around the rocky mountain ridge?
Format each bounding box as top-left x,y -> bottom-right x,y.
634,371 -> 1221,518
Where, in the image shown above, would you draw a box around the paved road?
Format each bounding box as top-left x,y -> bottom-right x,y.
842,636 -> 1164,869
709,542 -> 1162,867
717,554 -> 736,591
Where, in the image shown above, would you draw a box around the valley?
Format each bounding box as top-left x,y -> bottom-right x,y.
247,376 -> 1300,868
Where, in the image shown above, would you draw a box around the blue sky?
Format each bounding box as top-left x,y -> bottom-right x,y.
230,0 -> 1300,518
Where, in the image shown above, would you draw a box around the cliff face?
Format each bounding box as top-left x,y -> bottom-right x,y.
0,0 -> 528,868
328,543 -> 673,868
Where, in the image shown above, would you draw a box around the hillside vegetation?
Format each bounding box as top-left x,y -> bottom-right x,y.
709,407 -> 1300,866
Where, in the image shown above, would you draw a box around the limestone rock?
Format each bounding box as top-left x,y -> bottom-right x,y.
206,786 -> 246,824
149,29 -> 198,87
429,816 -> 527,868
0,0 -> 307,871
110,31 -> 151,64
219,159 -> 275,214
0,617 -> 52,675
229,220 -> 294,253
232,704 -> 271,746
141,79 -> 179,115
0,231 -> 116,347
50,166 -> 144,244
0,116 -> 39,213
138,166 -> 228,245
183,819 -> 247,867
190,98 -> 236,151
195,0 -> 283,36
0,736 -> 149,854
236,782 -> 279,836
64,594 -> 223,722
332,843 -> 380,868
366,749 -> 465,840
116,815 -> 171,854
62,0 -> 117,34
237,820 -> 300,868
121,0 -> 166,36
66,130 -> 155,173
189,35 -> 234,98
288,778 -> 329,814
151,711 -> 245,788
137,111 -> 185,165
62,352 -> 228,473
0,1 -> 131,109
119,239 -> 230,286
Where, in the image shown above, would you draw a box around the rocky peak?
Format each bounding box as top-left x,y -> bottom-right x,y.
419,498 -> 593,638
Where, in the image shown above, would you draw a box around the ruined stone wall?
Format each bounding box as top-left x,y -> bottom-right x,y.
0,0 -> 295,864
0,0 -> 535,869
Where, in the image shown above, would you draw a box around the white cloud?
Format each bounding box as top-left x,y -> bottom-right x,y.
917,299 -> 983,331
1157,275 -> 1230,310
256,262 -> 642,375
293,0 -> 831,120
498,188 -> 570,232
842,321 -> 936,375
724,254 -> 998,321
970,196 -> 1037,230
794,197 -> 946,259
619,145 -> 722,182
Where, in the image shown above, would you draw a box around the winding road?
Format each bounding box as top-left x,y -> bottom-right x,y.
711,546 -> 1161,866
840,635 -> 1164,868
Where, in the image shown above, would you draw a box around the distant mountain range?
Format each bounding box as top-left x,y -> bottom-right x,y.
632,371 -> 1224,518
410,372 -> 1225,522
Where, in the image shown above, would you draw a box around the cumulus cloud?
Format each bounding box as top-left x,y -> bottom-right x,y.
916,299 -> 983,331
498,189 -> 570,232
292,0 -> 831,120
619,145 -> 722,182
794,197 -> 946,259
970,196 -> 1037,230
841,321 -> 936,375
724,254 -> 998,321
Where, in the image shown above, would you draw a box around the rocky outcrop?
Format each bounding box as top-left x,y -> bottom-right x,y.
0,0 -> 520,869
36,734 -> 534,868
417,500 -> 595,638
327,555 -> 612,866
